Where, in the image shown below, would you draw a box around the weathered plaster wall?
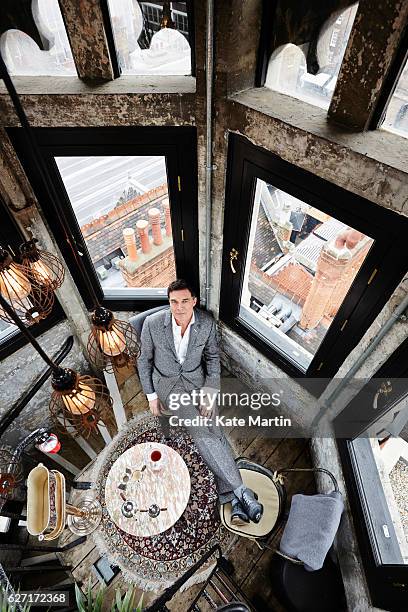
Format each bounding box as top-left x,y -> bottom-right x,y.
0,321 -> 88,448
0,1 -> 406,608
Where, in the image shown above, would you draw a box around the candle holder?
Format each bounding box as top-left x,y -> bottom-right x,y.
66,496 -> 102,535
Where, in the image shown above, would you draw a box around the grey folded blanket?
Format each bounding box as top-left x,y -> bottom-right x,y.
279,491 -> 344,571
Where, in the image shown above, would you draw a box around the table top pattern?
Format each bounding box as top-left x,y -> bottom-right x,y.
104,442 -> 191,537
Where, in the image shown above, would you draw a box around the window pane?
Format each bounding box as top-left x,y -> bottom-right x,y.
0,0 -> 76,76
240,178 -> 374,371
265,4 -> 358,109
351,392 -> 408,565
107,0 -> 191,75
54,156 -> 176,298
0,319 -> 17,344
382,58 -> 408,138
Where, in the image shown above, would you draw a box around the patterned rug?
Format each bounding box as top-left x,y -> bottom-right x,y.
91,412 -> 234,591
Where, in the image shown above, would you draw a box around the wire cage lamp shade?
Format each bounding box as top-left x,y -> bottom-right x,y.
49,368 -> 114,439
87,306 -> 140,372
0,246 -> 54,325
20,239 -> 65,291
0,450 -> 24,502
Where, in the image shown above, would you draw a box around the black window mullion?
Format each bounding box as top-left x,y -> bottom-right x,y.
99,0 -> 122,79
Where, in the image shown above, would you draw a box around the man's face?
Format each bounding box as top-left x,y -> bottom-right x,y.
168,288 -> 197,324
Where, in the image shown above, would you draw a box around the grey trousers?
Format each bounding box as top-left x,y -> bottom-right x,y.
159,383 -> 242,504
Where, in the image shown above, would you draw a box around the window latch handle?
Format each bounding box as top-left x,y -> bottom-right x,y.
230,248 -> 239,273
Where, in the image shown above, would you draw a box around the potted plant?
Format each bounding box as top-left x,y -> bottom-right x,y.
75,579 -> 143,612
0,589 -> 32,612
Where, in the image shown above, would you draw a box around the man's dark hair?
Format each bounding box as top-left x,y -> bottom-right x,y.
167,279 -> 197,298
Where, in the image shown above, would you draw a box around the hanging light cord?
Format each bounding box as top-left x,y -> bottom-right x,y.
0,53 -> 100,311
0,292 -> 60,372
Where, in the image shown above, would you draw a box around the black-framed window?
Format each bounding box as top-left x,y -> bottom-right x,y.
335,339 -> 408,611
8,126 -> 199,312
0,199 -> 65,361
220,134 -> 408,394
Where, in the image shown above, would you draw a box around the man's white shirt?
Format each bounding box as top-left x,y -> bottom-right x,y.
146,312 -> 195,402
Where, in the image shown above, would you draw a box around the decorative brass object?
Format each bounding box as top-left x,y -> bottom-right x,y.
0,450 -> 23,501
229,248 -> 239,274
160,0 -> 175,29
373,380 -> 393,410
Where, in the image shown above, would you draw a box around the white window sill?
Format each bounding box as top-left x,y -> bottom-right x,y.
229,87 -> 408,176
0,75 -> 196,95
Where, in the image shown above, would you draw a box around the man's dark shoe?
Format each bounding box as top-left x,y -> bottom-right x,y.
239,488 -> 263,524
230,497 -> 250,526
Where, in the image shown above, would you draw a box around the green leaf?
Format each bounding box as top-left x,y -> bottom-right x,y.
123,588 -> 133,610
87,577 -> 93,610
75,583 -> 85,611
115,588 -> 122,610
136,593 -> 144,611
95,586 -> 105,612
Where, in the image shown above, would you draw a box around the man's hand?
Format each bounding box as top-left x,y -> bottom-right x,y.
149,398 -> 163,416
199,388 -> 217,417
199,403 -> 213,417
199,394 -> 214,417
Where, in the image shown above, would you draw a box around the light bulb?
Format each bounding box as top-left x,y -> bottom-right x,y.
97,327 -> 127,357
0,263 -> 31,300
31,259 -> 53,285
62,381 -> 96,415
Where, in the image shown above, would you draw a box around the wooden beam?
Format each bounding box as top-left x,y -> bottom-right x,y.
58,0 -> 114,81
328,0 -> 408,130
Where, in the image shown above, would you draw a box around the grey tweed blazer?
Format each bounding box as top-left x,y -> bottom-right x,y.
138,307 -> 221,401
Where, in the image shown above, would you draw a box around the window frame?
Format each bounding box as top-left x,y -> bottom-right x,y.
0,198 -> 65,361
335,337 -> 408,611
369,26 -> 408,131
219,134 -> 408,395
8,126 -> 199,312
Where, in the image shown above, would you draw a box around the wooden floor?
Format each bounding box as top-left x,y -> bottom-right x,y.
57,366 -> 315,611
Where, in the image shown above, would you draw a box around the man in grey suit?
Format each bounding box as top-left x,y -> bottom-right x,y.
138,279 -> 263,525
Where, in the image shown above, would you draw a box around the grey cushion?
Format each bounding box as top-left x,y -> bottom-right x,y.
129,306 -> 168,339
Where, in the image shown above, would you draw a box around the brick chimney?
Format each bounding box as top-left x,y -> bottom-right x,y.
162,198 -> 172,237
148,208 -> 163,246
300,246 -> 348,330
123,228 -> 138,261
136,220 -> 151,254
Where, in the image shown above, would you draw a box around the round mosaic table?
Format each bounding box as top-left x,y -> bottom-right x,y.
92,413 -> 234,591
104,442 -> 191,537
